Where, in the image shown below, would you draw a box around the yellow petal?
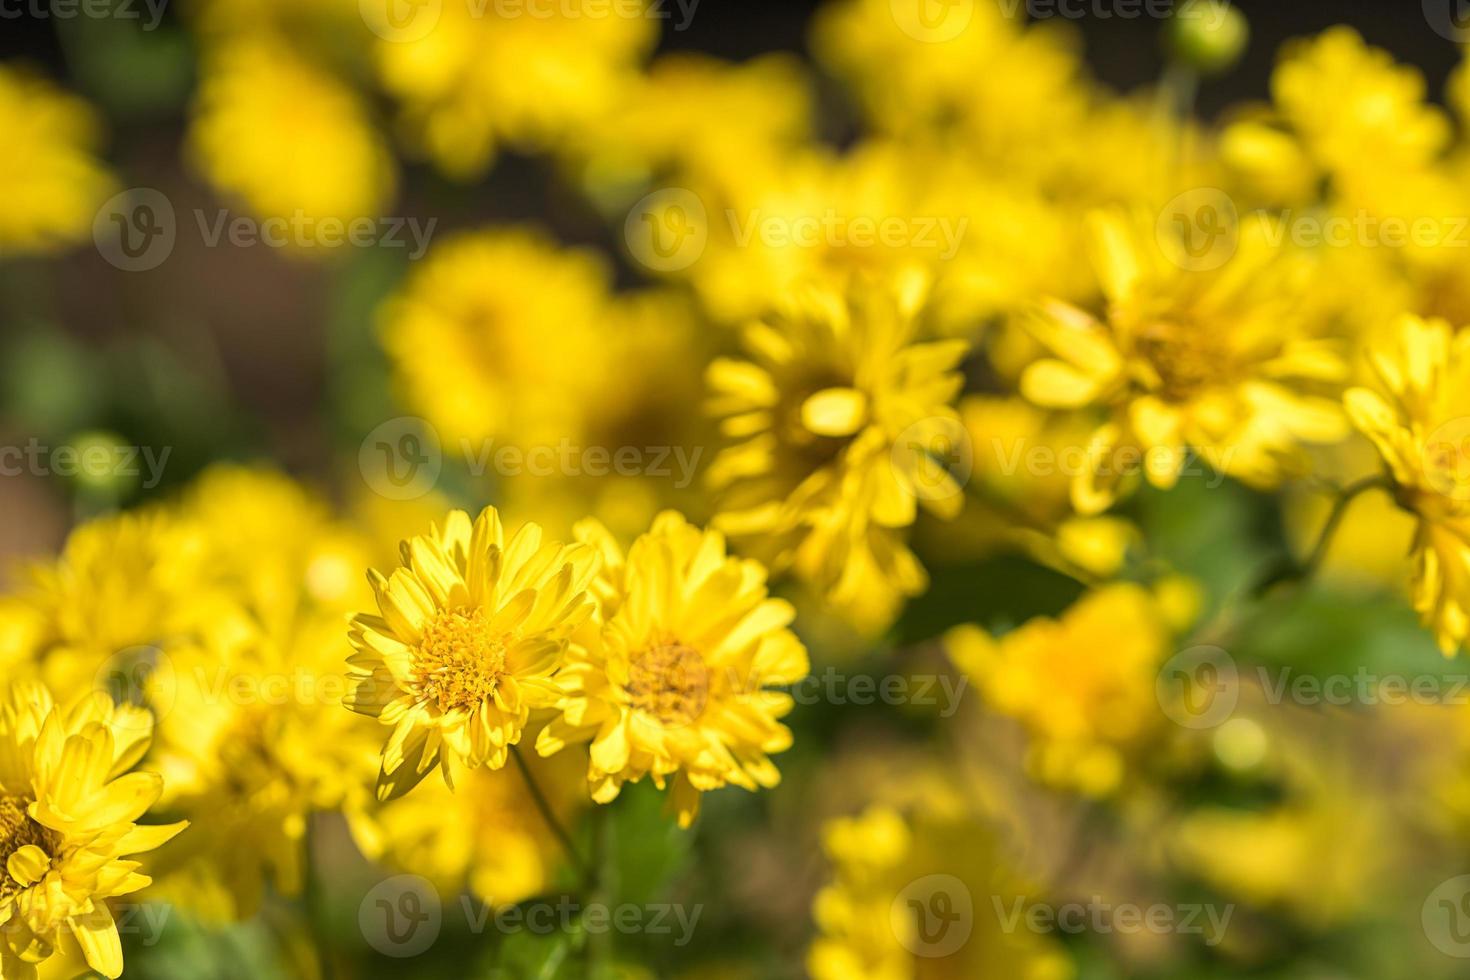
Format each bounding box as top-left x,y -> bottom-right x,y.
801,388 -> 869,437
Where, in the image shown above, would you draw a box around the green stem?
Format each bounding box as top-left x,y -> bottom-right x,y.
584,805 -> 612,978
1298,476 -> 1392,581
303,813 -> 336,980
509,745 -> 591,885
1249,475 -> 1390,598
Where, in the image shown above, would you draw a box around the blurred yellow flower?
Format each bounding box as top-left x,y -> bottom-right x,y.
809,805 -> 1072,980
1344,314 -> 1470,653
374,0 -> 655,179
145,611 -> 377,920
380,228 -> 610,447
811,0 -> 1085,176
946,583 -> 1173,796
1021,210 -> 1348,512
16,511 -> 212,701
537,512 -> 808,827
706,274 -> 968,629
189,39 -> 394,233
1227,27 -> 1449,204
570,52 -> 812,203
0,680 -> 185,979
352,749 -> 583,907
0,64 -> 114,256
346,507 -> 598,799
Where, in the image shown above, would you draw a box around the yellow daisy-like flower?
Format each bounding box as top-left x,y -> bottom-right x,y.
189,38 -> 394,232
808,805 -> 1073,980
349,752 -> 583,909
1246,27 -> 1448,199
536,512 -> 809,828
145,609 -> 378,921
0,64 -> 114,256
706,274 -> 968,627
379,228 -> 610,447
0,680 -> 186,980
811,0 -> 1085,177
1021,210 -> 1349,513
1344,314 -> 1470,653
373,0 -> 655,179
945,583 -> 1173,796
16,510 -> 212,702
346,508 -> 599,800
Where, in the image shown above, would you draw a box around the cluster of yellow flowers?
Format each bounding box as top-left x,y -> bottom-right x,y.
0,469 -> 809,974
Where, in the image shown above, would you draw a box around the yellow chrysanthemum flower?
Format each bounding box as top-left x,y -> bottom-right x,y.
379,228 -> 610,447
498,288 -> 715,544
570,53 -> 812,202
144,610 -> 378,921
346,508 -> 599,800
706,275 -> 968,629
0,64 -> 114,256
189,39 -> 394,232
1344,314 -> 1470,653
536,512 -> 808,828
350,752 -> 583,908
374,0 -> 655,179
946,583 -> 1172,796
811,0 -> 1085,176
0,680 -> 186,980
1021,210 -> 1349,513
1223,27 -> 1449,205
15,510 -> 211,701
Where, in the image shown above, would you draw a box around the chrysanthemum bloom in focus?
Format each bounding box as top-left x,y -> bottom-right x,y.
347,508 -> 598,800
0,63 -> 114,255
1344,314 -> 1470,653
1021,210 -> 1348,513
0,681 -> 186,979
536,512 -> 809,827
706,273 -> 968,629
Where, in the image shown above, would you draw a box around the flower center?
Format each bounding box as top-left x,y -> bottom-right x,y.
412,608 -> 509,713
0,795 -> 56,901
1132,322 -> 1235,399
626,641 -> 710,726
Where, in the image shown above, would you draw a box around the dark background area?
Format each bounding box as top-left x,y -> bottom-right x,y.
2,0 -> 1458,109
